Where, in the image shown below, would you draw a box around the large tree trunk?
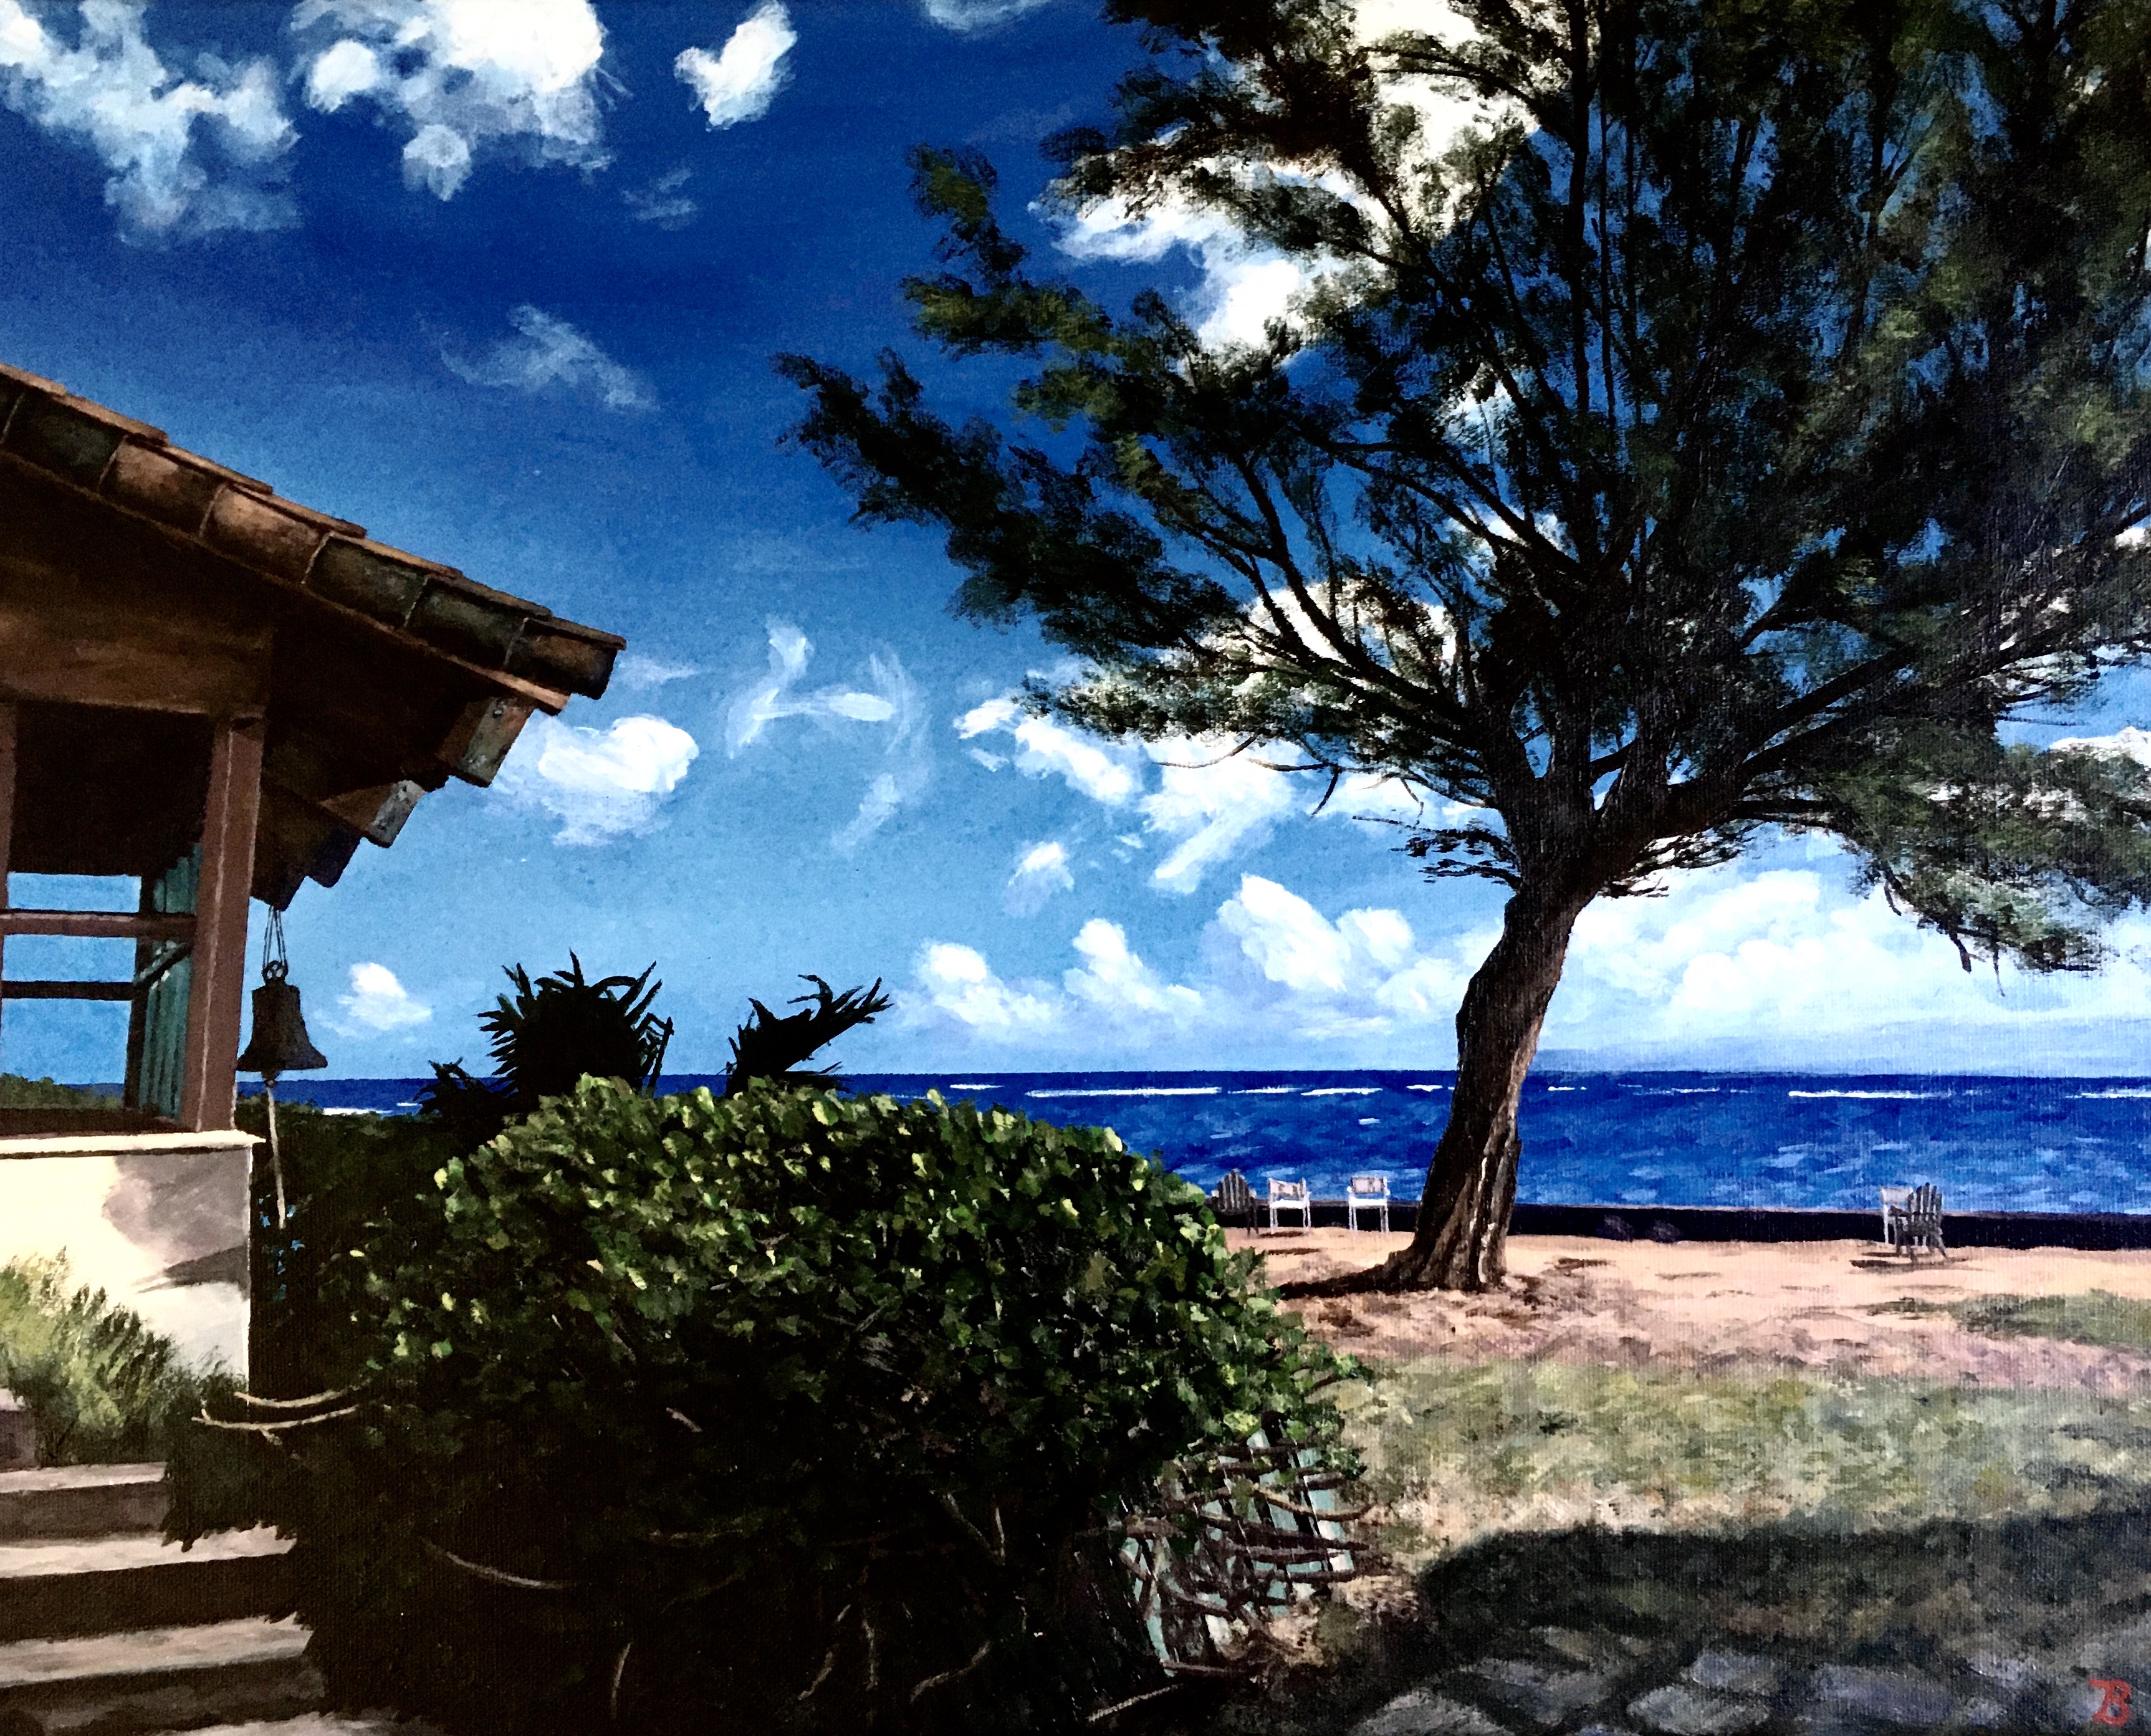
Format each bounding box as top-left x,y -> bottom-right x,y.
1290,885 -> 1586,1295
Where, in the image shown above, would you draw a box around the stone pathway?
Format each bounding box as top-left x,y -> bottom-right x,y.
1341,1630 -> 2149,1734
1223,1502 -> 2151,1735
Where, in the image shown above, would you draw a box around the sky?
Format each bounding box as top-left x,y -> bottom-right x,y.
6,0 -> 2151,1083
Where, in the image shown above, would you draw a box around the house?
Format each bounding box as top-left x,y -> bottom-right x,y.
0,359 -> 621,1374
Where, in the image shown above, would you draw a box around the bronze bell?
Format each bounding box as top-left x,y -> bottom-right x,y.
237,961 -> 327,1080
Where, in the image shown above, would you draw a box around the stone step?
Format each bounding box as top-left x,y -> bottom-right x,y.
146,1718 -> 438,1736
0,1530 -> 292,1644
0,1617 -> 319,1735
0,1470 -> 166,1543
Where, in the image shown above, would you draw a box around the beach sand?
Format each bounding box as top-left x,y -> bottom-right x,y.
1234,1229 -> 2151,1393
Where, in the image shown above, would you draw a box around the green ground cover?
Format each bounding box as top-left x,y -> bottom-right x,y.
0,1257 -> 218,1464
1342,1358 -> 2151,1570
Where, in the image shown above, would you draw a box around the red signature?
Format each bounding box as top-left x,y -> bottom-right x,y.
2091,1678 -> 2134,1727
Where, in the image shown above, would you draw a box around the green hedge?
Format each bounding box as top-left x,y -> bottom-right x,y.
192,1078 -> 1343,1734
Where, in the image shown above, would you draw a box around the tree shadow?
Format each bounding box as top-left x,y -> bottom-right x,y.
1250,1499 -> 2151,1734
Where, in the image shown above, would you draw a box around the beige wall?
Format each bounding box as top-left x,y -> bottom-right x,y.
0,1131 -> 252,1377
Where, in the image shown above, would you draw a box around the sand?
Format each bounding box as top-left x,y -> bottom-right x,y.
1235,1229 -> 2151,1393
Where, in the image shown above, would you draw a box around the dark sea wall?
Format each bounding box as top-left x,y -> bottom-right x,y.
1227,1196 -> 2151,1249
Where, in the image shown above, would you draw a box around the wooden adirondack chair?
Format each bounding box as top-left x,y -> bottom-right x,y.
1214,1170 -> 1255,1230
1881,1182 -> 1946,1260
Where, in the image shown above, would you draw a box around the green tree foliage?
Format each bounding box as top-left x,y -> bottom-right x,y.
722,973 -> 893,1091
203,1079 -> 1339,1734
782,0 -> 2151,1288
419,956 -> 673,1146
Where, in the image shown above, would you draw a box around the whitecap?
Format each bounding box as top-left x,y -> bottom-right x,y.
1027,1086 -> 1220,1098
1786,1090 -> 1943,1100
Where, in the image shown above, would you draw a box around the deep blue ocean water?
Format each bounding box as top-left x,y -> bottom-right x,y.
244,1070 -> 2151,1215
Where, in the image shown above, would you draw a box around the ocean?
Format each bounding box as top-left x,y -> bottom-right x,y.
245,1069 -> 2151,1215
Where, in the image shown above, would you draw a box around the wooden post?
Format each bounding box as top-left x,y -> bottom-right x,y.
179,718 -> 263,1131
0,702 -> 14,1071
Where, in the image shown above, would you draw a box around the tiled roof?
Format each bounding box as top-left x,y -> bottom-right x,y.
0,360 -> 620,706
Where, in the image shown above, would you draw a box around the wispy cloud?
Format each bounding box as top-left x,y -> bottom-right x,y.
336,961 -> 431,1033
493,712 -> 699,845
615,651 -> 702,689
293,0 -> 608,200
674,1 -> 793,128
0,0 -> 296,242
444,305 -> 652,411
961,697 -> 1419,893
727,619 -> 931,853
957,696 -> 1142,805
919,0 -> 1055,32
623,164 -> 695,228
1005,840 -> 1073,915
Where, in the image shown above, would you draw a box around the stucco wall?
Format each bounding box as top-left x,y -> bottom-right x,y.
0,1131 -> 253,1377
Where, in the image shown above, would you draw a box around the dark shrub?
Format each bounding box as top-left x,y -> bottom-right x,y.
417,955 -> 673,1147
219,1078 -> 1342,1735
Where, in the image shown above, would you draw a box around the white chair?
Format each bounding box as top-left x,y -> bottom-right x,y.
1265,1178 -> 1311,1232
1877,1186 -> 1911,1252
1346,1174 -> 1391,1232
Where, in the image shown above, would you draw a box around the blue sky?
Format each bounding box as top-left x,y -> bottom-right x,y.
6,0 -> 2151,1082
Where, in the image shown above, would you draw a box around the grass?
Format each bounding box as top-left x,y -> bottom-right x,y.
1866,1287 -> 2151,1353
0,1257 -> 221,1464
1340,1356 -> 2151,1568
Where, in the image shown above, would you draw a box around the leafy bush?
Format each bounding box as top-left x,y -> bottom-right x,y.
0,1257 -> 217,1464
0,1073 -> 115,1108
209,1078 -> 1343,1735
232,1097 -> 460,1399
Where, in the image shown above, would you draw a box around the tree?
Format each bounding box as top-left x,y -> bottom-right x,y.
782,0 -> 2151,1290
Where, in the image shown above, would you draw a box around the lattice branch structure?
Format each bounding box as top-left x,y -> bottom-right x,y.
1119,1412 -> 1369,1673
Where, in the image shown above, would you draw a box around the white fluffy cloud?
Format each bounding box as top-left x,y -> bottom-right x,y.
914,941 -> 1059,1036
444,305 -> 651,411
905,874 -> 1485,1056
919,0 -> 1054,31
293,0 -> 607,199
957,696 -> 1143,805
727,620 -> 930,853
2048,724 -> 2151,765
674,2 -> 793,128
1055,195 -> 1311,350
0,0 -> 296,241
1065,919 -> 1202,1024
1049,1 -> 1500,349
1212,875 -> 1482,1037
493,712 -> 699,845
1544,852 -> 2151,1059
1005,840 -> 1074,915
337,961 -> 431,1032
